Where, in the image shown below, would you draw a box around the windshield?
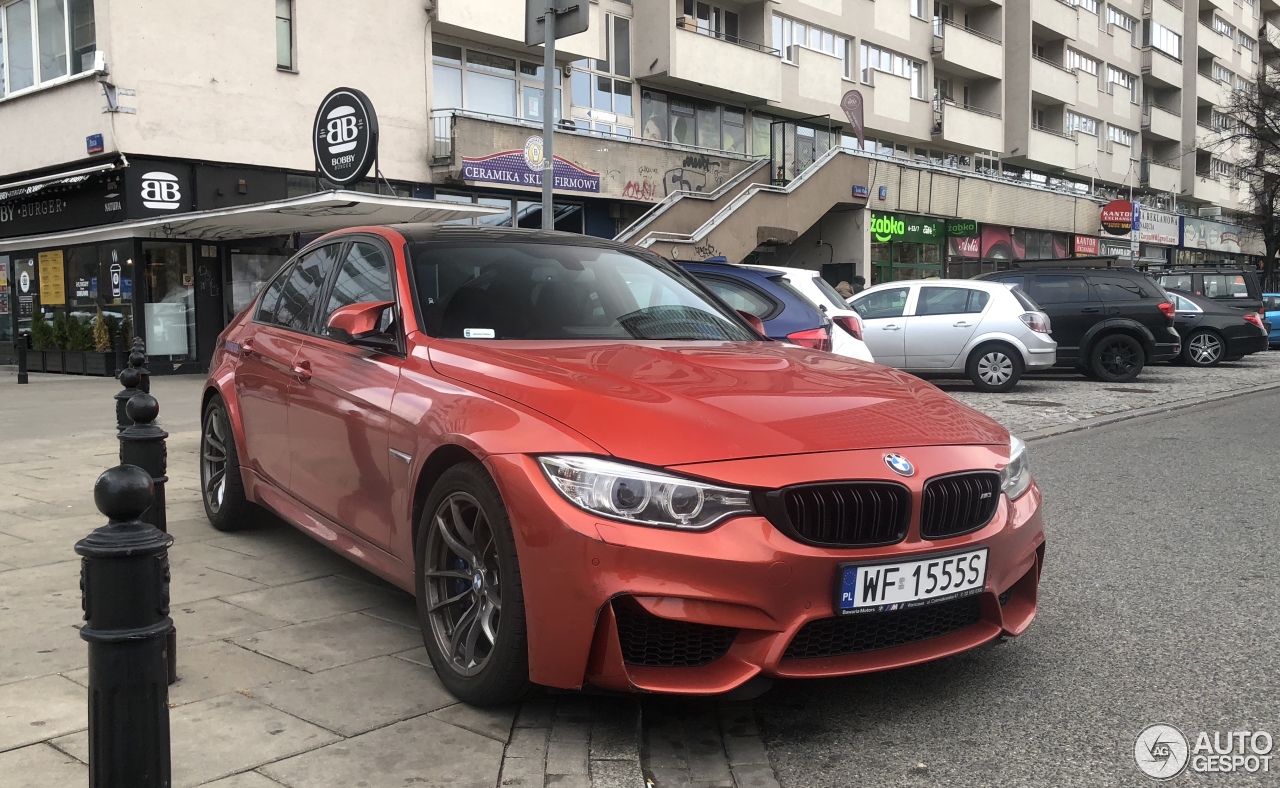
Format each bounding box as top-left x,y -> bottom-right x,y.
409,242 -> 757,341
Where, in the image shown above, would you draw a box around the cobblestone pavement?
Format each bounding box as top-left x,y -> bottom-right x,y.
1,350 -> 1275,788
939,351 -> 1280,436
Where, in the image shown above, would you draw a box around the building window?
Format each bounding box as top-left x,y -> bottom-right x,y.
1143,20 -> 1182,60
1107,125 -> 1134,147
911,0 -> 927,19
1066,111 -> 1099,136
1210,158 -> 1236,179
1065,48 -> 1099,75
1212,62 -> 1233,85
432,42 -> 560,123
681,1 -> 739,43
638,88 -> 747,154
569,13 -> 632,136
1106,6 -> 1138,45
276,0 -> 294,69
1107,66 -> 1138,103
860,42 -> 925,98
1211,15 -> 1234,39
773,14 -> 851,77
1239,32 -> 1256,52
1074,0 -> 1098,14
0,0 -> 95,96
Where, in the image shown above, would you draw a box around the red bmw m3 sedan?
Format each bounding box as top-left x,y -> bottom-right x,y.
201,225 -> 1045,705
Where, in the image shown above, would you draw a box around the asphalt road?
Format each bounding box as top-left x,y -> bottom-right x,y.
756,389 -> 1280,787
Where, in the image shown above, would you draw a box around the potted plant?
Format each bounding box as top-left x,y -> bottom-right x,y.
86,307 -> 118,376
27,318 -> 52,373
64,314 -> 91,374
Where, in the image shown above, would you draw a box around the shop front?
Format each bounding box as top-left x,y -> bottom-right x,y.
870,212 -> 945,283
1176,216 -> 1250,267
943,223 -> 1070,277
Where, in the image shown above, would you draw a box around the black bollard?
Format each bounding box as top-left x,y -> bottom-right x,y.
16,341 -> 28,385
76,465 -> 173,788
114,367 -> 141,434
132,338 -> 151,393
119,391 -> 176,685
113,334 -> 125,379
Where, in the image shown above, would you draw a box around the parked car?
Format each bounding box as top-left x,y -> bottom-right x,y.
1264,293 -> 1280,348
848,279 -> 1056,392
1166,289 -> 1269,366
976,267 -> 1180,383
202,225 -> 1045,705
1157,268 -> 1264,316
679,259 -> 836,353
739,263 -> 875,362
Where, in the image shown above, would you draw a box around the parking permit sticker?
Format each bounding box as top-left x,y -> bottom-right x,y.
463,328 -> 496,339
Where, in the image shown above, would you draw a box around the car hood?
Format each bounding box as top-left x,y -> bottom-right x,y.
427,340 -> 1007,466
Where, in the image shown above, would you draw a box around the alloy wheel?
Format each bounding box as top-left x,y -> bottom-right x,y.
424,492 -> 502,677
977,351 -> 1013,386
1098,338 -> 1139,377
201,408 -> 228,514
1188,333 -> 1222,365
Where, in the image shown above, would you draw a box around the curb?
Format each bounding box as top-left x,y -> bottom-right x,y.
1021,380 -> 1280,442
502,693 -> 646,788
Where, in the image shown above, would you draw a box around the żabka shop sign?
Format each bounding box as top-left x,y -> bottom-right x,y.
870,212 -> 944,244
462,137 -> 600,193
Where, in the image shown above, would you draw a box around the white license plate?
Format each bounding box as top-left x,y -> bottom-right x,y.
836,548 -> 988,615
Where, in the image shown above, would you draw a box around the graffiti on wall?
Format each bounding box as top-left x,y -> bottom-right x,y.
622,165 -> 660,201
663,155 -> 727,196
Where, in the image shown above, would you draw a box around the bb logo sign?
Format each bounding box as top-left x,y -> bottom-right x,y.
313,88 -> 378,186
140,172 -> 182,210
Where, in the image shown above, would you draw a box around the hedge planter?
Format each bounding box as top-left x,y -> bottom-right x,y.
64,352 -> 86,375
83,351 -> 118,377
44,351 -> 64,373
17,350 -> 119,376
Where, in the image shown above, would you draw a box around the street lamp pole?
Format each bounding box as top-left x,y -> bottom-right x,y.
542,0 -> 558,230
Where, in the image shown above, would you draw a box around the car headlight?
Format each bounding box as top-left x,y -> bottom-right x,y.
538,455 -> 755,530
999,436 -> 1032,500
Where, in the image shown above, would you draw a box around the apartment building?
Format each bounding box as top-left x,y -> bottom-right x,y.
0,0 -> 1265,370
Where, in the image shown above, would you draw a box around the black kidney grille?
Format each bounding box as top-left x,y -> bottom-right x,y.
783,596 -> 984,660
920,472 -> 1001,539
613,601 -> 737,668
778,482 -> 911,547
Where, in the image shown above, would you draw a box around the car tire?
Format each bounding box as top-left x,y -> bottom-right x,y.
1088,334 -> 1145,382
415,462 -> 532,706
966,342 -> 1023,393
200,394 -> 257,532
1183,329 -> 1225,367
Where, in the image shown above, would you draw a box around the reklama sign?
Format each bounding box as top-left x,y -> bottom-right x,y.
1137,208 -> 1179,245
870,212 -> 944,244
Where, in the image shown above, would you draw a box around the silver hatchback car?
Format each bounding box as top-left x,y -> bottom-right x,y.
850,279 -> 1057,392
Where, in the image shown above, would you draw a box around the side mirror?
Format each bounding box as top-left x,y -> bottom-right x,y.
736,309 -> 766,335
326,301 -> 397,350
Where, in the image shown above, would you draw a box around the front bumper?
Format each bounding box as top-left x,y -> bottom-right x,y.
487,446 -> 1046,695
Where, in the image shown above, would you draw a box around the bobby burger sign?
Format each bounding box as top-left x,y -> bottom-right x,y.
313,88 -> 379,186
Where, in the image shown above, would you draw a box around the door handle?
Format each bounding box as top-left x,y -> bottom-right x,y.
953,321 -> 972,327
291,361 -> 312,382
1080,307 -> 1101,313
882,324 -> 901,331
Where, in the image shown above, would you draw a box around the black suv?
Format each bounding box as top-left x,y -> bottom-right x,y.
1156,268 -> 1264,316
976,267 -> 1179,382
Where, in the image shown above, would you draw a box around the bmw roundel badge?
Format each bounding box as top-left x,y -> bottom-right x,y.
884,453 -> 915,477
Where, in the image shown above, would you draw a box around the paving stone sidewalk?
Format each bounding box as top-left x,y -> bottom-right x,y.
0,372 -> 642,788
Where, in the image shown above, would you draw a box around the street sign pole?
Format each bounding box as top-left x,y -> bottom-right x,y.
542,0 -> 557,230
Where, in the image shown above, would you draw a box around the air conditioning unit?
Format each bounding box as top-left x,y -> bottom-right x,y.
1199,205 -> 1223,217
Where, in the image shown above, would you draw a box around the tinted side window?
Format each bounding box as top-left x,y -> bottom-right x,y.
1202,274 -> 1249,298
699,276 -> 776,318
1010,287 -> 1040,312
853,287 -> 910,319
1029,275 -> 1090,304
916,286 -> 975,316
323,242 -> 394,329
273,244 -> 343,332
1160,274 -> 1191,292
1091,277 -> 1145,301
255,261 -> 294,324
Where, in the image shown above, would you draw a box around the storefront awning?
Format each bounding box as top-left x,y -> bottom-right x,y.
0,190 -> 502,252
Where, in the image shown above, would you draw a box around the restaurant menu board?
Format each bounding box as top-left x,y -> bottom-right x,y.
37,250 -> 65,306
0,257 -> 8,316
14,257 -> 35,319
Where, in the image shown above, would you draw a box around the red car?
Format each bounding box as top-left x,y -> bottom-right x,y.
201,225 -> 1045,705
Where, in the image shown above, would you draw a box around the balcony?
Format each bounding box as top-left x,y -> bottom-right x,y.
1141,47 -> 1183,87
781,45 -> 850,118
1142,102 -> 1182,140
1031,55 -> 1078,105
1026,126 -> 1077,168
1197,71 -> 1231,107
434,0 -> 602,60
1141,157 -> 1182,192
633,9 -> 782,103
1032,0 -> 1078,39
1191,173 -> 1243,209
1198,22 -> 1234,62
932,101 -> 1005,151
931,19 -> 1004,80
1195,120 -> 1219,151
